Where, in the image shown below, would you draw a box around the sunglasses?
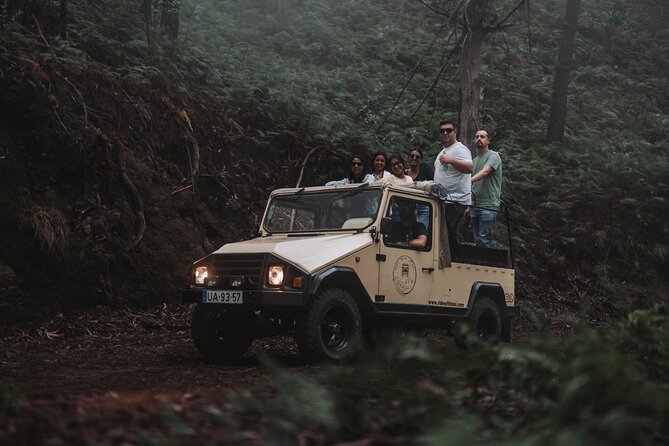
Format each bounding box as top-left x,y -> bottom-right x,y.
439,128 -> 455,134
391,162 -> 403,168
409,154 -> 421,160
351,162 -> 363,167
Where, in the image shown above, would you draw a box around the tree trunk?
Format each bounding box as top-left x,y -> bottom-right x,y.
547,0 -> 581,143
4,0 -> 66,37
456,0 -> 494,153
160,0 -> 179,41
143,0 -> 155,58
457,21 -> 486,153
266,0 -> 284,31
59,0 -> 66,39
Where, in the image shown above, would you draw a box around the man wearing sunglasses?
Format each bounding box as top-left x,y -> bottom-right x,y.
433,120 -> 473,206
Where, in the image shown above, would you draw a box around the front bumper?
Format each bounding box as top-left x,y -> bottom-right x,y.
181,288 -> 309,307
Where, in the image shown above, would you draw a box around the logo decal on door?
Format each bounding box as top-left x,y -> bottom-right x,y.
393,255 -> 417,295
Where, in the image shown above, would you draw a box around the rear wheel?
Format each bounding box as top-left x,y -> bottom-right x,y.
191,304 -> 254,362
297,288 -> 361,362
468,296 -> 502,344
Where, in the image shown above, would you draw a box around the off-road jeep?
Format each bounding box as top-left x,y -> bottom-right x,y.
182,182 -> 517,361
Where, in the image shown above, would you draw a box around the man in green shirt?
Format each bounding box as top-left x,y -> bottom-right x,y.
470,130 -> 502,248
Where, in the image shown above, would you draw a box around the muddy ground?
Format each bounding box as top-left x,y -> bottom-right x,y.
0,304 -> 319,445
1,303 -> 546,445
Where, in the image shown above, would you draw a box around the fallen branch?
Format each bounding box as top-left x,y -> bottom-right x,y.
52,106 -> 68,132
116,144 -> 146,249
171,184 -> 193,195
56,71 -> 89,126
295,145 -> 325,188
32,15 -> 50,48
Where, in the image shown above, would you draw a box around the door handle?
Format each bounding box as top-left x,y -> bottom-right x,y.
422,267 -> 434,273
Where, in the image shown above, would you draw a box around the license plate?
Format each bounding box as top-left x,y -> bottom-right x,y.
202,290 -> 243,304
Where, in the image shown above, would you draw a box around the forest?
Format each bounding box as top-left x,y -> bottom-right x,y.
1,0 -> 668,444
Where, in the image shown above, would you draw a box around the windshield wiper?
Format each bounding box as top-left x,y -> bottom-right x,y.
286,233 -> 324,237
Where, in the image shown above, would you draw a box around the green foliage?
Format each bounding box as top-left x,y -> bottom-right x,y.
326,333 -> 461,440
228,357 -> 337,440
614,307 -> 669,382
5,0 -> 668,316
449,309 -> 669,445
0,380 -> 21,416
135,312 -> 669,444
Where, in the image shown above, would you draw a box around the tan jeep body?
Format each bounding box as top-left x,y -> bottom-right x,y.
183,183 -> 516,361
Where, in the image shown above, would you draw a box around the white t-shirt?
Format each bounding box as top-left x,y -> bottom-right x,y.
378,175 -> 413,186
433,141 -> 472,205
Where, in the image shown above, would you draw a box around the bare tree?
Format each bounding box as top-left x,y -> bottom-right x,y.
144,0 -> 181,57
547,0 -> 581,143
143,0 -> 155,58
160,0 -> 179,41
418,0 -> 527,150
458,0 -> 490,151
3,0 -> 67,38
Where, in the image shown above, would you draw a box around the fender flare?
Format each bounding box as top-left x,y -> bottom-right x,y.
465,282 -> 509,317
466,281 -> 512,341
309,266 -> 374,315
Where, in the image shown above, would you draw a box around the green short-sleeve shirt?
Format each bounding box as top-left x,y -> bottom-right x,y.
472,150 -> 502,208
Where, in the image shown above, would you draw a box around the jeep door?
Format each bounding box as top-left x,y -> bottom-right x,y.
376,195 -> 437,309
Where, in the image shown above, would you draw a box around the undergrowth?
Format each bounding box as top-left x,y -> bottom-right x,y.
1,0 -> 667,320
130,307 -> 669,444
0,380 -> 21,417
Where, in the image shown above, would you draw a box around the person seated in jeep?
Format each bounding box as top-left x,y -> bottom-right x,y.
384,198 -> 427,249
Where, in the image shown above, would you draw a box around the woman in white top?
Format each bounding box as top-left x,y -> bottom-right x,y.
325,154 -> 375,186
383,153 -> 413,185
372,151 -> 391,181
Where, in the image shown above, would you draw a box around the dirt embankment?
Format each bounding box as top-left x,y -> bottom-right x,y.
0,45 -> 339,324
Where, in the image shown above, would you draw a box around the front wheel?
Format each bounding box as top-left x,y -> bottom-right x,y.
297,288 -> 362,362
468,296 -> 503,344
191,304 -> 255,362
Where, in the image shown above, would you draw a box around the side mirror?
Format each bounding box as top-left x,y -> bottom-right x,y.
380,217 -> 393,234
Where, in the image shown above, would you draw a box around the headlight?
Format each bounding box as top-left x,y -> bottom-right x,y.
267,265 -> 284,286
195,266 -> 208,285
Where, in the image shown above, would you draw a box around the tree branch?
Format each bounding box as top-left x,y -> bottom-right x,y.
411,30 -> 463,119
379,24 -> 459,128
295,145 -> 325,188
56,71 -> 88,126
117,144 -> 146,249
493,0 -> 527,29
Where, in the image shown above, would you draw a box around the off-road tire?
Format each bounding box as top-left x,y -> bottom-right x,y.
468,296 -> 502,344
297,288 -> 362,362
191,304 -> 254,362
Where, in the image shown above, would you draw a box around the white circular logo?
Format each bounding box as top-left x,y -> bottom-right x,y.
393,255 -> 417,295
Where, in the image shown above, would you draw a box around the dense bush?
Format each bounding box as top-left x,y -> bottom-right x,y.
3,0 -> 667,316
138,308 -> 669,444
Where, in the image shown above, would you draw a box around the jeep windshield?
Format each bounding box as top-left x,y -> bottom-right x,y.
263,188 -> 382,233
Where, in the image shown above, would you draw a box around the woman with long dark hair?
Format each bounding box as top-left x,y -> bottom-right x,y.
406,147 -> 434,181
382,153 -> 413,185
325,154 -> 375,185
372,151 -> 391,181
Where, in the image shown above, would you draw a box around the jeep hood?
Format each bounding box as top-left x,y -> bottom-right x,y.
214,233 -> 373,273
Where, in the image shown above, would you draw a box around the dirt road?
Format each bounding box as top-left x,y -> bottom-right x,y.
0,304 -> 306,445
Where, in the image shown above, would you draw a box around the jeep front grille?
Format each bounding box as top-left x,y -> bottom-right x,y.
212,254 -> 265,289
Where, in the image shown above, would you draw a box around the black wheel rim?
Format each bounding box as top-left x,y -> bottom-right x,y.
202,308 -> 242,341
320,305 -> 353,353
476,309 -> 499,341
